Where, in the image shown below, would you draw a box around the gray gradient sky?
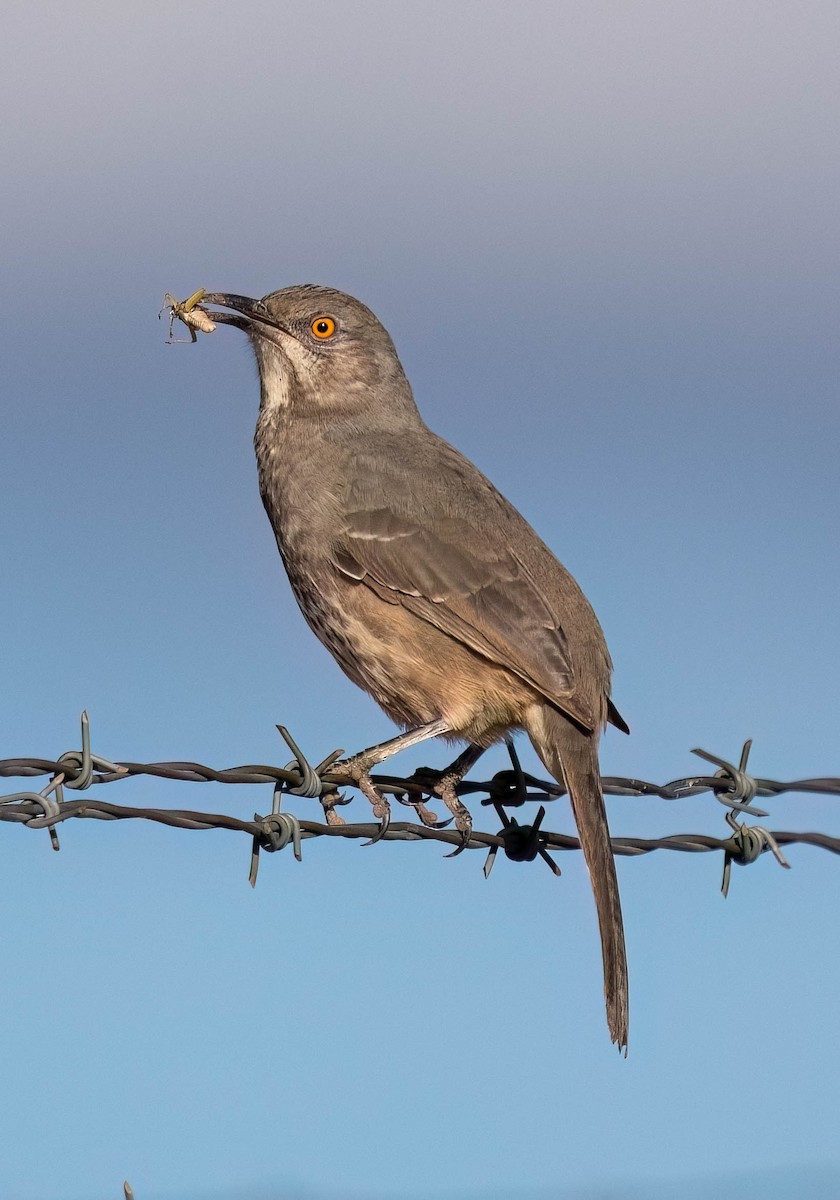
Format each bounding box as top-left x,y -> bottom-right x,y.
1,4 -> 839,1198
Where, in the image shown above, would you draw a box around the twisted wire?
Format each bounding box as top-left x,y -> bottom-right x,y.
2,716 -> 838,890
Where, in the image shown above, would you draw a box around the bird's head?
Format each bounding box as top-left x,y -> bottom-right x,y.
200,284 -> 420,428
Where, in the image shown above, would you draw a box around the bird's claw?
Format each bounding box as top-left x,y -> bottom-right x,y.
362,809 -> 390,846
443,816 -> 473,858
418,808 -> 454,830
361,777 -> 390,844
337,755 -> 391,844
435,774 -> 474,857
319,789 -> 351,826
394,792 -> 452,828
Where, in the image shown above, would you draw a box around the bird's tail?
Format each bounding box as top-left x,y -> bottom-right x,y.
528,707 -> 629,1052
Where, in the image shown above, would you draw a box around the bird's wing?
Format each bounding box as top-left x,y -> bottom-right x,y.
332,441 -> 601,732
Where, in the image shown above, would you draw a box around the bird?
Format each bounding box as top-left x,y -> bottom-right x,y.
190,284 -> 630,1050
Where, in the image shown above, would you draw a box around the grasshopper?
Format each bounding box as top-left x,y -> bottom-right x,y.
159,288 -> 216,343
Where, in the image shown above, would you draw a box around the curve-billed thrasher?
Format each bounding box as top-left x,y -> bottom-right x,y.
195,285 -> 630,1050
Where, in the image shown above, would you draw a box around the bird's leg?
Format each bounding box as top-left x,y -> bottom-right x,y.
433,743 -> 486,857
336,718 -> 450,843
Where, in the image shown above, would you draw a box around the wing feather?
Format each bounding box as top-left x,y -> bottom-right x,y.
331,443 -> 600,732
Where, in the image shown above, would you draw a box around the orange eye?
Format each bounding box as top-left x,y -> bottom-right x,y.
310,315 -> 337,339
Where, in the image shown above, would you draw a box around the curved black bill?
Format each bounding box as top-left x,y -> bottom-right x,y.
199,293 -> 286,333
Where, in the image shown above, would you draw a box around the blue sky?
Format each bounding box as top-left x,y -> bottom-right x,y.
1,3 -> 838,1198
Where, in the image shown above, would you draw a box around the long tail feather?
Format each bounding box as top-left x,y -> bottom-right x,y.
529,707 -> 629,1052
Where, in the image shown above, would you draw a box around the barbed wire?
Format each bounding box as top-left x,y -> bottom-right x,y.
1,713 -> 838,892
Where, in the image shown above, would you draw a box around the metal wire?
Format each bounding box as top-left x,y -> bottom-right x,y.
1,714 -> 838,891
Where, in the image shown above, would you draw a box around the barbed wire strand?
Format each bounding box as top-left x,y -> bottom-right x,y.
2,714 -> 838,893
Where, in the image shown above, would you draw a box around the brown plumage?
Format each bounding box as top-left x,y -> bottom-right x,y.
200,285 -> 630,1050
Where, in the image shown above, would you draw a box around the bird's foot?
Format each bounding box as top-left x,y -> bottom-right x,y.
434,771 -> 474,857
319,788 -> 352,827
395,792 -> 453,829
330,722 -> 459,843
418,742 -> 484,857
336,753 -> 391,844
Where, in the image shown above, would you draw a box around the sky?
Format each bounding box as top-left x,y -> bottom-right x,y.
1,2 -> 839,1197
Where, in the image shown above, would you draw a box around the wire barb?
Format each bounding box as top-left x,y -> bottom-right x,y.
249,784 -> 303,887
691,740 -> 768,817
721,819 -> 791,898
57,711 -> 128,790
484,804 -> 562,879
1,777 -> 64,851
276,725 -> 332,797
